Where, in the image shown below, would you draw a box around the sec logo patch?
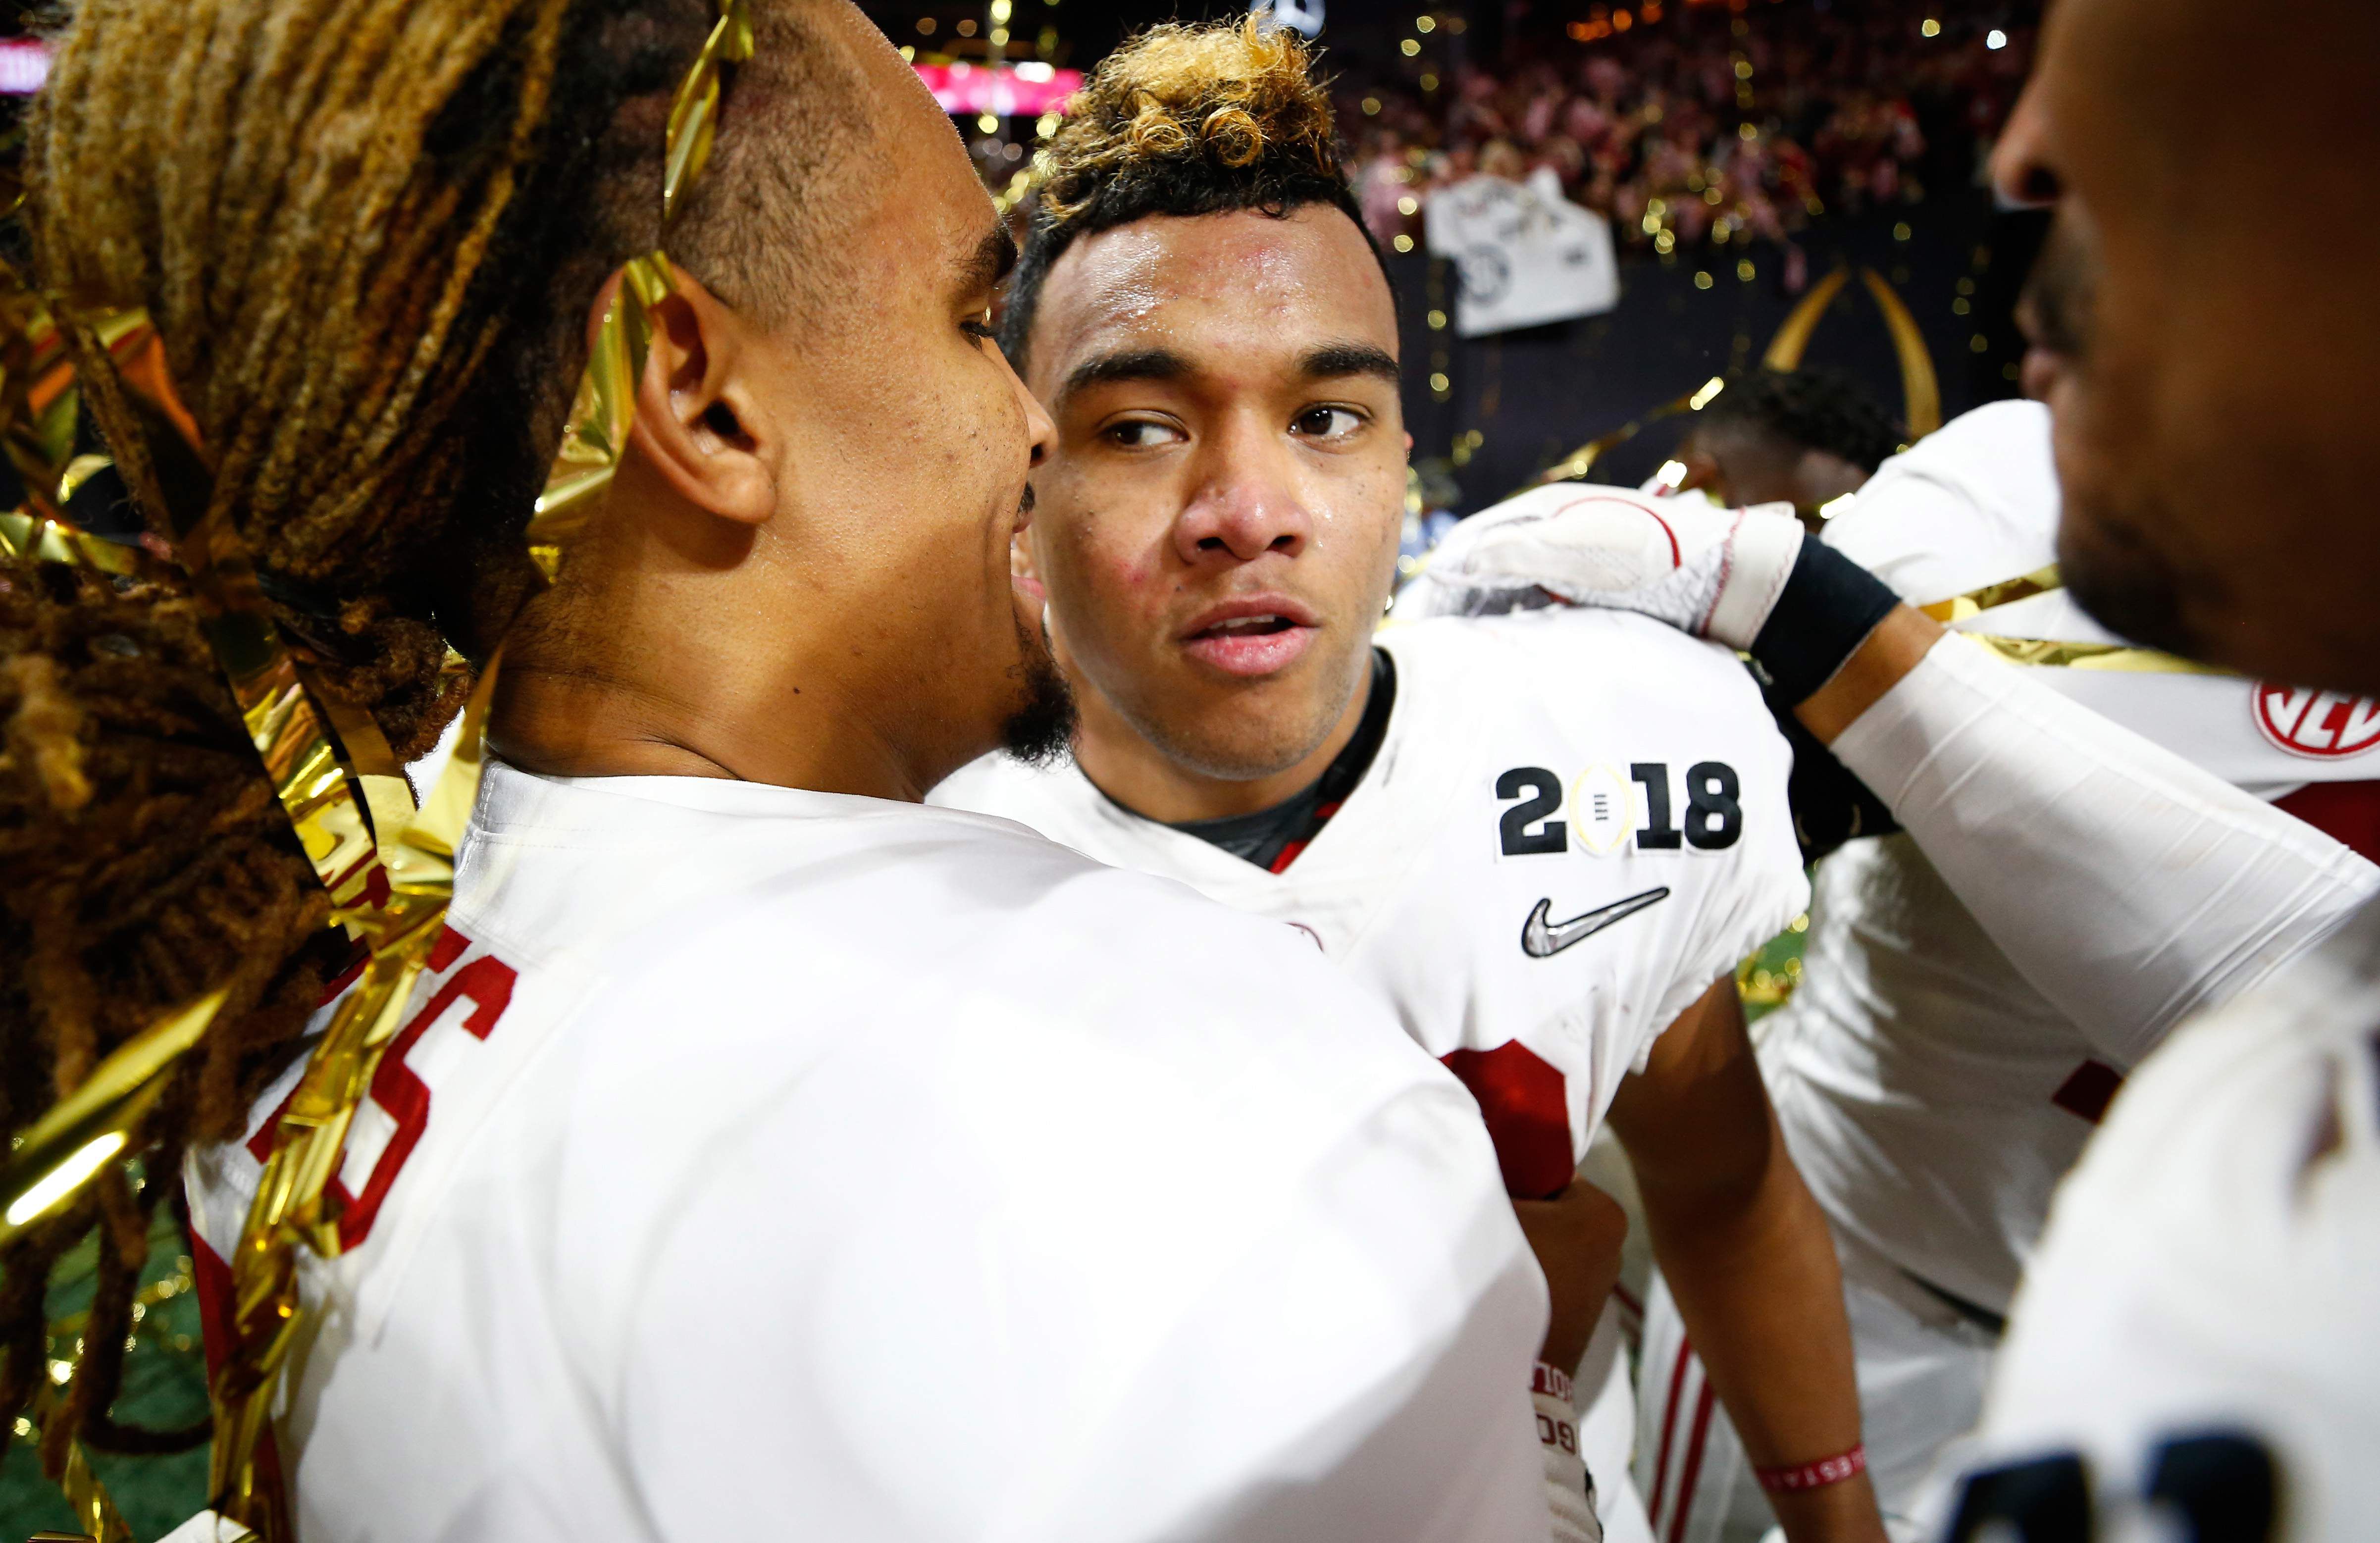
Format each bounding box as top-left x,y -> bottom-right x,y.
2253,684 -> 2380,759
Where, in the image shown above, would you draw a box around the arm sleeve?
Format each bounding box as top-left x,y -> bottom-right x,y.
618,1053 -> 1552,1543
1829,633 -> 2380,1065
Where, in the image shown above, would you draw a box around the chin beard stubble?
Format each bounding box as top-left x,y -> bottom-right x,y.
999,605 -> 1078,767
2024,211 -> 2204,660
2058,512 -> 2205,661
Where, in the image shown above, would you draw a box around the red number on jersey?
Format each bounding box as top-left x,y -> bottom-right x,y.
244,927 -> 517,1248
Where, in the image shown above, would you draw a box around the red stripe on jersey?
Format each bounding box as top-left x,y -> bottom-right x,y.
191,1231 -> 236,1386
1667,1382 -> 1719,1543
1650,1337 -> 1694,1526
190,1232 -> 294,1530
246,1082 -> 302,1164
2275,779 -> 2380,866
1266,802 -> 1345,875
2052,1058 -> 2124,1125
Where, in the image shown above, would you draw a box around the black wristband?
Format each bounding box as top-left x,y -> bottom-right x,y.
1754,666 -> 1902,863
1746,539 -> 1902,705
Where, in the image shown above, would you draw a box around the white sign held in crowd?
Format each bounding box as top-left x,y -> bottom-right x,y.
1426,167 -> 1620,338
1250,0 -> 1323,38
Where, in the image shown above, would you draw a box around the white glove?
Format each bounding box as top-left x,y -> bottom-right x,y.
1393,484 -> 1806,651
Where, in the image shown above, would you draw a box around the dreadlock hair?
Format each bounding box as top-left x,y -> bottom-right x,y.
1694,366 -> 1907,475
1,0 -> 859,1473
998,15 -> 1386,371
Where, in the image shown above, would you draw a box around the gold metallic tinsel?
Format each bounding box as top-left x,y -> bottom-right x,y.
1921,566 -> 2232,676
0,3 -> 753,1538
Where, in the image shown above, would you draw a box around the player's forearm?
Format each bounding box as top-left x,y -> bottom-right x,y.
1808,625 -> 2380,1063
1637,1126 -> 1873,1536
1614,986 -> 1883,1543
1643,1152 -> 1856,1465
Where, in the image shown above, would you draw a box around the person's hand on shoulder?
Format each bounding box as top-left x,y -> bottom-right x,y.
1395,484 -> 1916,720
1393,485 -> 1805,650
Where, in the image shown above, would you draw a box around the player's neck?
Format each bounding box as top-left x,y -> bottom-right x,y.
487,543 -> 951,803
1073,651 -> 1379,824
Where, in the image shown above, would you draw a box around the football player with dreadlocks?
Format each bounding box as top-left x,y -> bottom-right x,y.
6,2 -> 1562,1537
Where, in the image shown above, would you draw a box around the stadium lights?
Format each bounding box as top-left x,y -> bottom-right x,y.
1689,376 -> 1726,411
1818,493 -> 1856,520
1987,28 -> 2008,49
1656,460 -> 1688,490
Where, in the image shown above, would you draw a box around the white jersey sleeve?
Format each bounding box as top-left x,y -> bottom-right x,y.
1820,400 -> 2064,606
1937,900 -> 2380,1543
1825,399 -> 2380,794
1831,633 -> 2380,1065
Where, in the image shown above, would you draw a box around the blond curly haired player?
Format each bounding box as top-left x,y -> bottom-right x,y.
932,21 -> 1887,1543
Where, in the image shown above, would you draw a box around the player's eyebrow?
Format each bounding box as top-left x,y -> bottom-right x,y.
1299,342 -> 1401,386
956,221 -> 1018,299
1058,346 -> 1190,406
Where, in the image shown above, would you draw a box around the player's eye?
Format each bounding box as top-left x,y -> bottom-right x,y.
1105,418 -> 1187,450
961,314 -> 998,343
1292,405 -> 1365,441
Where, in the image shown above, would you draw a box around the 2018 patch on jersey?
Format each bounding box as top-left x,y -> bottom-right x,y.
1494,762 -> 1744,858
932,607 -> 1810,1190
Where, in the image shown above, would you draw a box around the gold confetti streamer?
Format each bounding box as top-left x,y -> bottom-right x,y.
0,3 -> 756,1536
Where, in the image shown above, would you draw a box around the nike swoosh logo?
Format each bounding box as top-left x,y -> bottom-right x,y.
1520,887 -> 1670,959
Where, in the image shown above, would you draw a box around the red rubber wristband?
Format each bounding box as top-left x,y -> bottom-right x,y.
1754,1444 -> 1866,1494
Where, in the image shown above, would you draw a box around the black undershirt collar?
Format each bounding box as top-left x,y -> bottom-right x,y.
1162,648 -> 1398,874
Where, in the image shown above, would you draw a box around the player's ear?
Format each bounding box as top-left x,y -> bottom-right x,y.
621,269 -> 776,528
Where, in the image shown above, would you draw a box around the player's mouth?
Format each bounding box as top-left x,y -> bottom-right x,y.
1008,483 -> 1046,605
1179,597 -> 1318,677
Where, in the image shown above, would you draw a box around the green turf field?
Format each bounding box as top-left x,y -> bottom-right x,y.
0,1208 -> 211,1541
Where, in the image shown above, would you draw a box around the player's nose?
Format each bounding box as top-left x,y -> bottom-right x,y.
1989,77 -> 2060,209
1174,426 -> 1312,564
1000,345 -> 1056,471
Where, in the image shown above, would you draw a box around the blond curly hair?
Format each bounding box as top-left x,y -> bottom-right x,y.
1000,15 -> 1380,365
1037,16 -> 1338,219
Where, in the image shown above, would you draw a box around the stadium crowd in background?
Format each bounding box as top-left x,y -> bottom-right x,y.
1343,5 -> 2033,285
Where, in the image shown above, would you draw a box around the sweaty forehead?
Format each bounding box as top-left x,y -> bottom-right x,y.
1027,206 -> 1397,394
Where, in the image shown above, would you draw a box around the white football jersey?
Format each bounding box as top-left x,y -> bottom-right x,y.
932,608 -> 1809,1198
1824,400 -> 2380,796
184,764 -> 1552,1543
1761,400 -> 2380,1316
1940,897 -> 2380,1542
